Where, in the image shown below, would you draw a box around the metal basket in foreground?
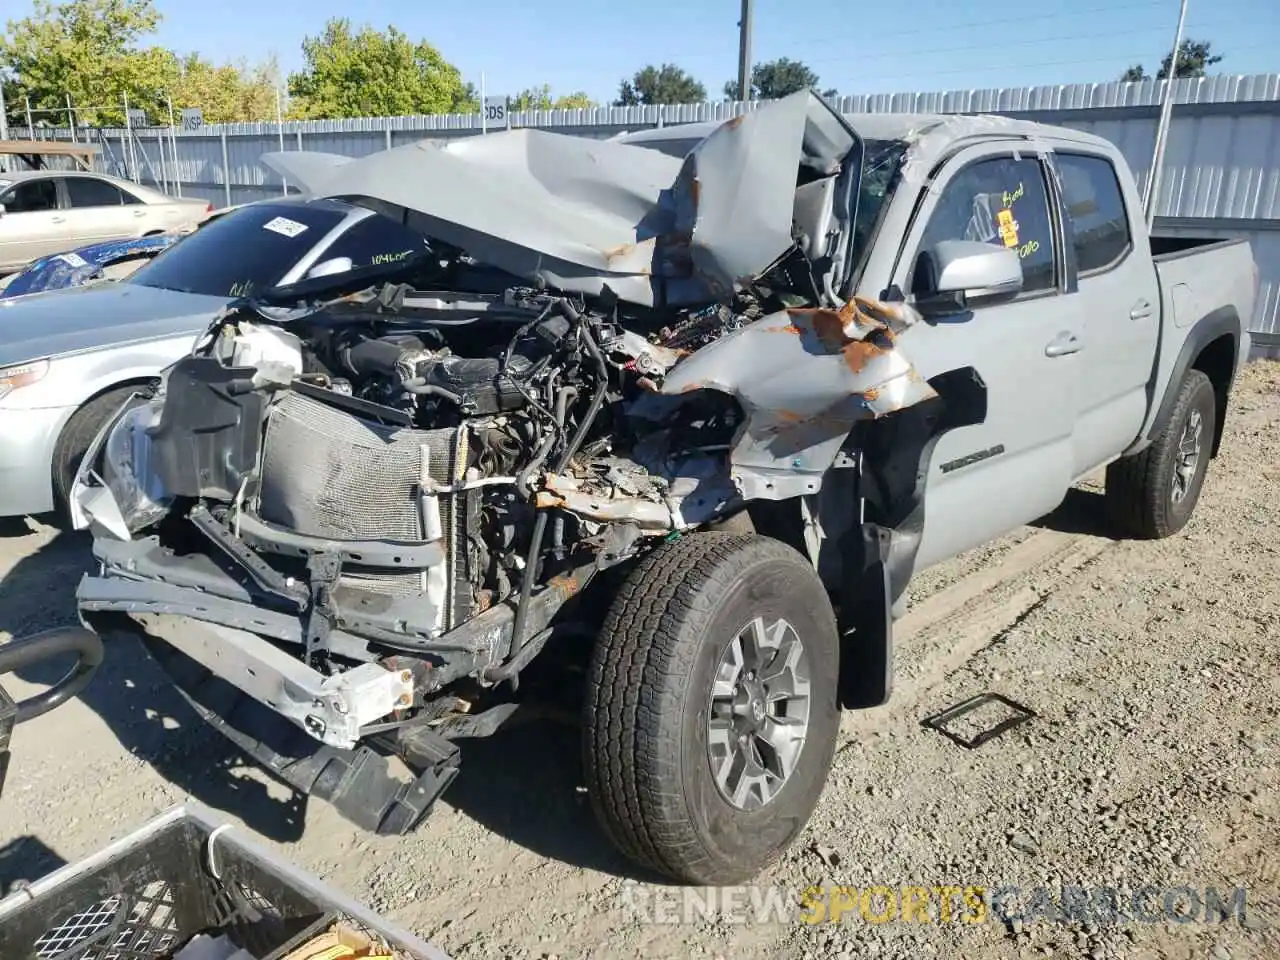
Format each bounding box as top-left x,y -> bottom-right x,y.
0,803 -> 451,960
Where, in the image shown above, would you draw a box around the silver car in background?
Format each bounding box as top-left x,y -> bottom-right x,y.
0,170 -> 213,273
0,196 -> 432,520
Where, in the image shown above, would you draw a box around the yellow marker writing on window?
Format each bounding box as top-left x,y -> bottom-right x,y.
996,208 -> 1020,248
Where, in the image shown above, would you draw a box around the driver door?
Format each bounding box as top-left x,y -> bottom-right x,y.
891,141 -> 1082,568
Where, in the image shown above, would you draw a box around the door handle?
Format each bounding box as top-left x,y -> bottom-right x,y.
132,209 -> 146,217
1130,299 -> 1154,320
1044,331 -> 1082,358
50,216 -> 66,224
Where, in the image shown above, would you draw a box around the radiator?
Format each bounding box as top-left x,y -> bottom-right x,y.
256,390 -> 464,619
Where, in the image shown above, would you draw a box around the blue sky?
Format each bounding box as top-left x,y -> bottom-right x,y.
9,0 -> 1280,103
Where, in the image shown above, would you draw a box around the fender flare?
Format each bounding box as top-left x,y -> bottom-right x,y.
1136,305 -> 1242,457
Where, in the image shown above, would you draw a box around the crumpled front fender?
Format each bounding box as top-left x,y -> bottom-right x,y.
657,296 -> 938,500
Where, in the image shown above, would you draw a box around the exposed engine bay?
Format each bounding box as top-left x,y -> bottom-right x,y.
70,90 -> 953,836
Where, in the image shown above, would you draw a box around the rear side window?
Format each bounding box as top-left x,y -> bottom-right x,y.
66,177 -> 128,208
3,179 -> 58,213
918,155 -> 1057,294
1055,153 -> 1131,274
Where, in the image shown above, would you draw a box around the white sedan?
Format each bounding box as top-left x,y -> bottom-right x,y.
0,170 -> 213,272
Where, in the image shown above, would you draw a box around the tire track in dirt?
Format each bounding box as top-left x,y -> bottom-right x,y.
839,525 -> 1118,747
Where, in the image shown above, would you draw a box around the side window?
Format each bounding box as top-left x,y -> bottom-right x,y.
918,155 -> 1057,295
1055,153 -> 1131,274
323,213 -> 427,270
2,180 -> 59,214
65,178 -> 127,208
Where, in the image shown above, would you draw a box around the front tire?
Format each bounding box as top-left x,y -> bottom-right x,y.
582,532 -> 840,884
1105,369 -> 1216,539
50,386 -> 142,522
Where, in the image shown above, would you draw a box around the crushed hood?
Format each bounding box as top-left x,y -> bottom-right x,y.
260,91 -> 858,308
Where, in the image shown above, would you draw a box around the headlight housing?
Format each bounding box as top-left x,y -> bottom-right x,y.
102,399 -> 173,533
0,359 -> 50,402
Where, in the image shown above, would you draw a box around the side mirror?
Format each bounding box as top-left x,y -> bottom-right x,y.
913,240 -> 1023,315
0,203 -> 7,216
304,256 -> 354,280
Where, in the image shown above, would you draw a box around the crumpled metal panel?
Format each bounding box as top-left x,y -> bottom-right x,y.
259,90 -> 855,308
655,296 -> 937,500
671,99 -> 811,300
0,233 -> 179,299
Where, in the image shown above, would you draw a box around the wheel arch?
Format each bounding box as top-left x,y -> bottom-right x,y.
1142,306 -> 1242,460
49,376 -> 158,501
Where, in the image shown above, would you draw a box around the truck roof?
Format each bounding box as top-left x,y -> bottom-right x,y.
617,110 -> 1120,171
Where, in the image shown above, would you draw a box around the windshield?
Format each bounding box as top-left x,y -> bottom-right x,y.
128,202 -> 347,298
848,138 -> 909,274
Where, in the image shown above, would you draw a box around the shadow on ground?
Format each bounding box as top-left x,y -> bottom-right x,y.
1,530 -> 307,845
444,716 -> 659,881
0,835 -> 66,893
2,530 -> 649,880
1032,487 -> 1117,538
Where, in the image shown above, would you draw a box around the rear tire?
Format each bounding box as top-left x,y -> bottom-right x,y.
582,532 -> 840,884
1105,369 -> 1216,539
50,387 -> 144,522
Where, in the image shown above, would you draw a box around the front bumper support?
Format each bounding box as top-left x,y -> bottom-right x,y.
149,633 -> 460,836
130,612 -> 410,749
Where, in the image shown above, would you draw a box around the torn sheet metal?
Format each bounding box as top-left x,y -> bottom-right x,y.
537,452 -> 740,534
653,296 -> 937,500
260,91 -> 858,309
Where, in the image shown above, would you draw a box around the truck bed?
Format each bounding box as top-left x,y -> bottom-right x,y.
1133,233 -> 1256,455
1149,233 -> 1249,261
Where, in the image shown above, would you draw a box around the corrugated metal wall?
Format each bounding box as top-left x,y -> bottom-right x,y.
8,73 -> 1279,348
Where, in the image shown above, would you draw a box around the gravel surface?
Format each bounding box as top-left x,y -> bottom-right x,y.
1,359 -> 1277,960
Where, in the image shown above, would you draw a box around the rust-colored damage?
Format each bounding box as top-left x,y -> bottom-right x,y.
548,573 -> 582,598
601,238 -> 654,276
785,295 -> 915,375
723,115 -> 745,132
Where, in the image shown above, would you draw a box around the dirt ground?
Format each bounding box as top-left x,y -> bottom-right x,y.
1,360 -> 1277,960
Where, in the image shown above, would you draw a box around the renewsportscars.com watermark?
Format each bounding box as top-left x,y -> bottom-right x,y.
619,882 -> 1252,928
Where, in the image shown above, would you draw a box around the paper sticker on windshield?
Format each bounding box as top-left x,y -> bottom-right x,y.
996,208 -> 1020,248
57,251 -> 90,268
262,216 -> 308,238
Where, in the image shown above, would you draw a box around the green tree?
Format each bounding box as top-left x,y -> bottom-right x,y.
168,53 -> 282,123
510,84 -> 596,111
1158,39 -> 1222,79
1121,39 -> 1223,82
287,18 -> 475,119
615,63 -> 706,106
724,57 -> 828,101
0,0 -> 171,125
0,0 -> 282,127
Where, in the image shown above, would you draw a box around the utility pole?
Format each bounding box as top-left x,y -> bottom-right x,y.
736,0 -> 754,103
0,84 -> 8,172
275,86 -> 287,195
166,98 -> 181,198
1144,0 -> 1189,227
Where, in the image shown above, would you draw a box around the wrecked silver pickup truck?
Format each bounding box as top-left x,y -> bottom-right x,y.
69,91 -> 1256,885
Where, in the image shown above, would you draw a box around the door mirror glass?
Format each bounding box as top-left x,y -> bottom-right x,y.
914,240 -> 1023,315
